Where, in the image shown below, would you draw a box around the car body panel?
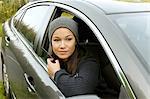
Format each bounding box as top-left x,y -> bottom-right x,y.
2,21 -> 40,98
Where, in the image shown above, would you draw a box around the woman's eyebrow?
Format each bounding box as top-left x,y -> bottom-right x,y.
66,35 -> 73,37
52,36 -> 59,38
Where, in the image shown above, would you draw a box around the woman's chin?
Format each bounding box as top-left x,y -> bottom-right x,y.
58,55 -> 69,60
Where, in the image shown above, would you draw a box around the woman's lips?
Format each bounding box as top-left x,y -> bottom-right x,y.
58,51 -> 68,54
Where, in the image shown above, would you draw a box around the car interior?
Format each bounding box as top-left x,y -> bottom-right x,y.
74,17 -> 121,98
40,8 -> 121,99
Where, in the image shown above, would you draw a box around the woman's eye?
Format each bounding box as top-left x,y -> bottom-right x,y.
53,39 -> 60,42
66,38 -> 72,41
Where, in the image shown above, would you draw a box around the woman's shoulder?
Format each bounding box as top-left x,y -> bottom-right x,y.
77,55 -> 100,73
78,47 -> 96,61
79,56 -> 97,64
77,46 -> 100,67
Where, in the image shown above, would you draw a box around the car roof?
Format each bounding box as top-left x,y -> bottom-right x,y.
45,0 -> 150,14
83,0 -> 150,14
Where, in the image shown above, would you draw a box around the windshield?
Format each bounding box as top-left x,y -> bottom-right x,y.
111,13 -> 150,73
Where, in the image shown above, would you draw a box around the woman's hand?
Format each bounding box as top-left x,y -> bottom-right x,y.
47,58 -> 60,79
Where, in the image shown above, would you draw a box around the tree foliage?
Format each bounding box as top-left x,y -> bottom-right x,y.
0,0 -> 26,23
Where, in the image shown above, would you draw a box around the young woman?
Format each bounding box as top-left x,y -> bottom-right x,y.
47,17 -> 100,97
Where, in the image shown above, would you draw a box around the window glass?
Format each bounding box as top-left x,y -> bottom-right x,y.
111,13 -> 150,73
15,6 -> 50,46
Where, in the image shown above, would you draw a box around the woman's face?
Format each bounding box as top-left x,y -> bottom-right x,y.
51,28 -> 76,61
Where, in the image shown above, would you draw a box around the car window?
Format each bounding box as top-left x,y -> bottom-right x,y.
14,5 -> 50,46
111,13 -> 150,73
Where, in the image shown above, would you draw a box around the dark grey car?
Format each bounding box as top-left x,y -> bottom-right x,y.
1,0 -> 150,99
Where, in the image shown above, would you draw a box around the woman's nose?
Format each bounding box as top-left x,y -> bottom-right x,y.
59,41 -> 66,48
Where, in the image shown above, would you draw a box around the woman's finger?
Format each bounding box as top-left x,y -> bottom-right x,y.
47,58 -> 54,64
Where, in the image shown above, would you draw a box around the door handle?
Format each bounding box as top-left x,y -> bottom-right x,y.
24,73 -> 36,93
5,36 -> 10,46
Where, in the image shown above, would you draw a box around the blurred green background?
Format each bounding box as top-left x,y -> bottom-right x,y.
0,0 -> 150,98
0,0 -> 27,36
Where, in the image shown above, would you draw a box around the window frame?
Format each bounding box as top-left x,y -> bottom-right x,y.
13,3 -> 55,51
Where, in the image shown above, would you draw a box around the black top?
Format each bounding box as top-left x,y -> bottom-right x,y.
54,57 -> 100,97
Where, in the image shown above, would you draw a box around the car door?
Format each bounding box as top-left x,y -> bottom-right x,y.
2,2 -> 64,99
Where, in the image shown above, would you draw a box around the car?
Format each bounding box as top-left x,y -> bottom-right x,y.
1,0 -> 150,98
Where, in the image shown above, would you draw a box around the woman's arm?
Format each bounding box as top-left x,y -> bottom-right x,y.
47,58 -> 60,79
54,58 -> 100,97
